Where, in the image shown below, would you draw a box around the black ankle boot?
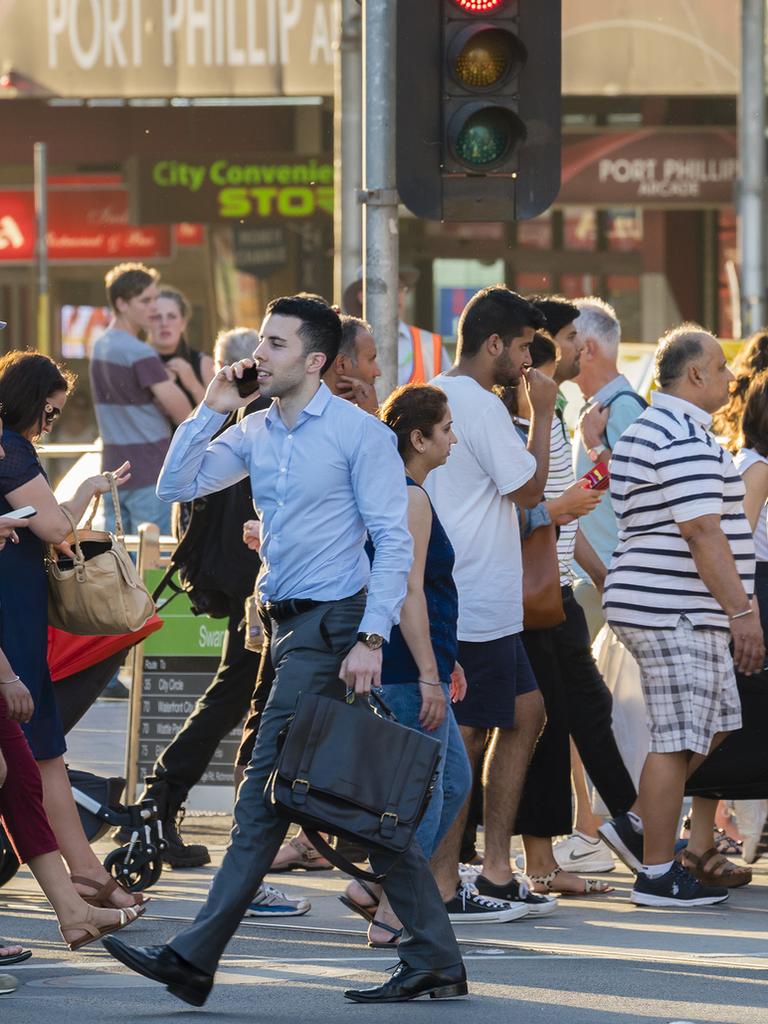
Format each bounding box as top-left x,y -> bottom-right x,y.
112,781 -> 210,869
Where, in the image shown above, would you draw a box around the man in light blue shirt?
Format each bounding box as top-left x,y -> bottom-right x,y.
102,294 -> 465,1006
571,299 -> 648,595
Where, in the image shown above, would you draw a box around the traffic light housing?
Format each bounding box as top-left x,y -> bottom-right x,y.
396,0 -> 561,221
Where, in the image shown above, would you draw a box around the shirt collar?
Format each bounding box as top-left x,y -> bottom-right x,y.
265,381 -> 332,429
592,373 -> 632,406
651,389 -> 713,428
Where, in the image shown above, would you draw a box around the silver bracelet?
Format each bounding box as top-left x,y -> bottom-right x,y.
0,676 -> 20,685
729,607 -> 753,621
418,678 -> 442,687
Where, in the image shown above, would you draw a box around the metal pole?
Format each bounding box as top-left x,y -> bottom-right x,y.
739,0 -> 766,335
125,522 -> 159,800
362,0 -> 399,398
333,0 -> 363,305
33,142 -> 50,356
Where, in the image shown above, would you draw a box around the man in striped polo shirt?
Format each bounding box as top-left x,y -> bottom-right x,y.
603,325 -> 764,907
90,263 -> 192,534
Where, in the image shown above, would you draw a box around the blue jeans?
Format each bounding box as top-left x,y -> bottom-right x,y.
380,683 -> 472,860
103,485 -> 171,536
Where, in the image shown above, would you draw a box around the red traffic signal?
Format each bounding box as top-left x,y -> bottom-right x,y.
397,0 -> 561,221
452,0 -> 507,12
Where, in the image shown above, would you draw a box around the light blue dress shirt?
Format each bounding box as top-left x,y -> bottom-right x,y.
572,374 -> 646,571
157,383 -> 413,639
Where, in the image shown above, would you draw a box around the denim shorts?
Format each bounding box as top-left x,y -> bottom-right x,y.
454,633 -> 538,729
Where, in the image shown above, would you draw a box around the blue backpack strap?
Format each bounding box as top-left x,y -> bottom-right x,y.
599,389 -> 648,450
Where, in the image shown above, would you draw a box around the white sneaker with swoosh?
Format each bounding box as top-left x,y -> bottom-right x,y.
553,832 -> 615,873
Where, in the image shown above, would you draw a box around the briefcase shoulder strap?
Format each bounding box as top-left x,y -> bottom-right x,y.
303,829 -> 398,884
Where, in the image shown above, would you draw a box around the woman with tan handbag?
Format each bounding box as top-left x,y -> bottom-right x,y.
0,351 -> 144,915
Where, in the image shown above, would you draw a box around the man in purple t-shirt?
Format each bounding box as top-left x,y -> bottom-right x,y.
90,263 -> 191,534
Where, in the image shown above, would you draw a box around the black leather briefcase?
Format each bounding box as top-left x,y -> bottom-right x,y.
265,690 -> 441,880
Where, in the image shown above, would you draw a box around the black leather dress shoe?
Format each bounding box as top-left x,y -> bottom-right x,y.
101,938 -> 213,1006
344,961 -> 468,1003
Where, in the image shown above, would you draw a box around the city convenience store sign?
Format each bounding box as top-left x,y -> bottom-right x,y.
130,156 -> 333,223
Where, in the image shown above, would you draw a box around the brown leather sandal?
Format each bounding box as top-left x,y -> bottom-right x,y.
682,847 -> 752,888
70,874 -> 149,914
270,835 -> 332,872
60,906 -> 141,952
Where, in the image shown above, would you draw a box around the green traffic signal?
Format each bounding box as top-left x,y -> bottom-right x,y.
452,107 -> 527,170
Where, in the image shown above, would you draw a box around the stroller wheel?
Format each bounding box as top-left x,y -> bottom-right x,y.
0,826 -> 19,888
104,844 -> 163,893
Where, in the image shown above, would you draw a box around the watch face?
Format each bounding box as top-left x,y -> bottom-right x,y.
366,633 -> 384,650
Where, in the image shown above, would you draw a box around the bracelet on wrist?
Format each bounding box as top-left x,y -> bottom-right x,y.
729,607 -> 753,621
418,678 -> 442,687
0,676 -> 20,685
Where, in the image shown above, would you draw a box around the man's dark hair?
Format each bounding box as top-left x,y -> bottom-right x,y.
457,286 -> 545,359
529,295 -> 580,339
0,351 -> 77,436
339,315 -> 372,362
265,293 -> 342,376
655,323 -> 709,389
104,262 -> 159,312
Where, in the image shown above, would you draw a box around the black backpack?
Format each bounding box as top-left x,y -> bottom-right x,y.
153,404 -> 264,618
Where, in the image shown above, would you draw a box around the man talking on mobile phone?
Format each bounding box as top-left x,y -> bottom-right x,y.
101,293 -> 467,1006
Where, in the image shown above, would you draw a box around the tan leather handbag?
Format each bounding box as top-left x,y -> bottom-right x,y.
522,521 -> 566,631
47,474 -> 155,636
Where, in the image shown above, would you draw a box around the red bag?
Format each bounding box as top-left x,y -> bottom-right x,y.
47,615 -> 163,682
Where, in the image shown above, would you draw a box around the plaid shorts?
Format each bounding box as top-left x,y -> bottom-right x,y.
611,617 -> 742,756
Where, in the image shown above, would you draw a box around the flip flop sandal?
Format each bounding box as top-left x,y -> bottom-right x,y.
60,906 -> 141,952
367,921 -> 403,949
70,875 -> 148,915
682,847 -> 752,888
0,942 -> 32,967
529,866 -> 614,896
338,880 -> 381,925
270,836 -> 333,872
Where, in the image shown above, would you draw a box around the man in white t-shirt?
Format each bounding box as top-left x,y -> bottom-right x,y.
424,285 -> 558,922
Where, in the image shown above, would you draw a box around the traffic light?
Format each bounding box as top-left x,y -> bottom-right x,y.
396,0 -> 561,221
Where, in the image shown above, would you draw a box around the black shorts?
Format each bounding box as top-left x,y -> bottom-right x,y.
454,633 -> 538,729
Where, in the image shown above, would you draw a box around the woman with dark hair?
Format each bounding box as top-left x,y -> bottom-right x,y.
718,370 -> 768,863
149,286 -> 214,408
0,351 -> 144,914
341,383 -> 475,945
713,329 -> 768,450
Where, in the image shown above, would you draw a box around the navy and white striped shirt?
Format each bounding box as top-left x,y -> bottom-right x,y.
604,390 -> 755,630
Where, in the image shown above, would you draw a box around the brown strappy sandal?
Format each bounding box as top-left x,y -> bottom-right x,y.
682,847 -> 752,888
70,874 -> 149,914
270,835 -> 332,872
60,905 -> 141,952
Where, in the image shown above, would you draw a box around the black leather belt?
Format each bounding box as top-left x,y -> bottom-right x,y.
263,597 -> 324,622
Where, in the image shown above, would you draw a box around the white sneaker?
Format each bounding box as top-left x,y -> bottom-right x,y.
735,800 -> 768,864
244,882 -> 311,917
553,831 -> 615,873
458,862 -> 481,884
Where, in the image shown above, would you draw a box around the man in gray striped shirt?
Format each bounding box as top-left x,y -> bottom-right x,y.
603,325 -> 764,907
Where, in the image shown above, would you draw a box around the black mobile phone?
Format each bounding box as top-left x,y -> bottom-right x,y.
236,365 -> 261,398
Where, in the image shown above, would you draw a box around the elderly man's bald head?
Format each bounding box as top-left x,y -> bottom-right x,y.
655,324 -> 719,389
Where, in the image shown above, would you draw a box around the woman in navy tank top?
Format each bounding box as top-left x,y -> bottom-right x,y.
340,384 -> 471,947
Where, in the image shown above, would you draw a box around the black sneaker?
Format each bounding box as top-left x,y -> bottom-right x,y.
631,861 -> 729,907
444,881 -> 528,923
599,813 -> 644,874
474,873 -> 557,917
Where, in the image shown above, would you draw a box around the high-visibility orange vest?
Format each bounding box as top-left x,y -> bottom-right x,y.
407,325 -> 444,384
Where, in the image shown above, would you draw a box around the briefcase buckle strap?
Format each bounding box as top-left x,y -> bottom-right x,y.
379,811 -> 399,838
291,778 -> 310,804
